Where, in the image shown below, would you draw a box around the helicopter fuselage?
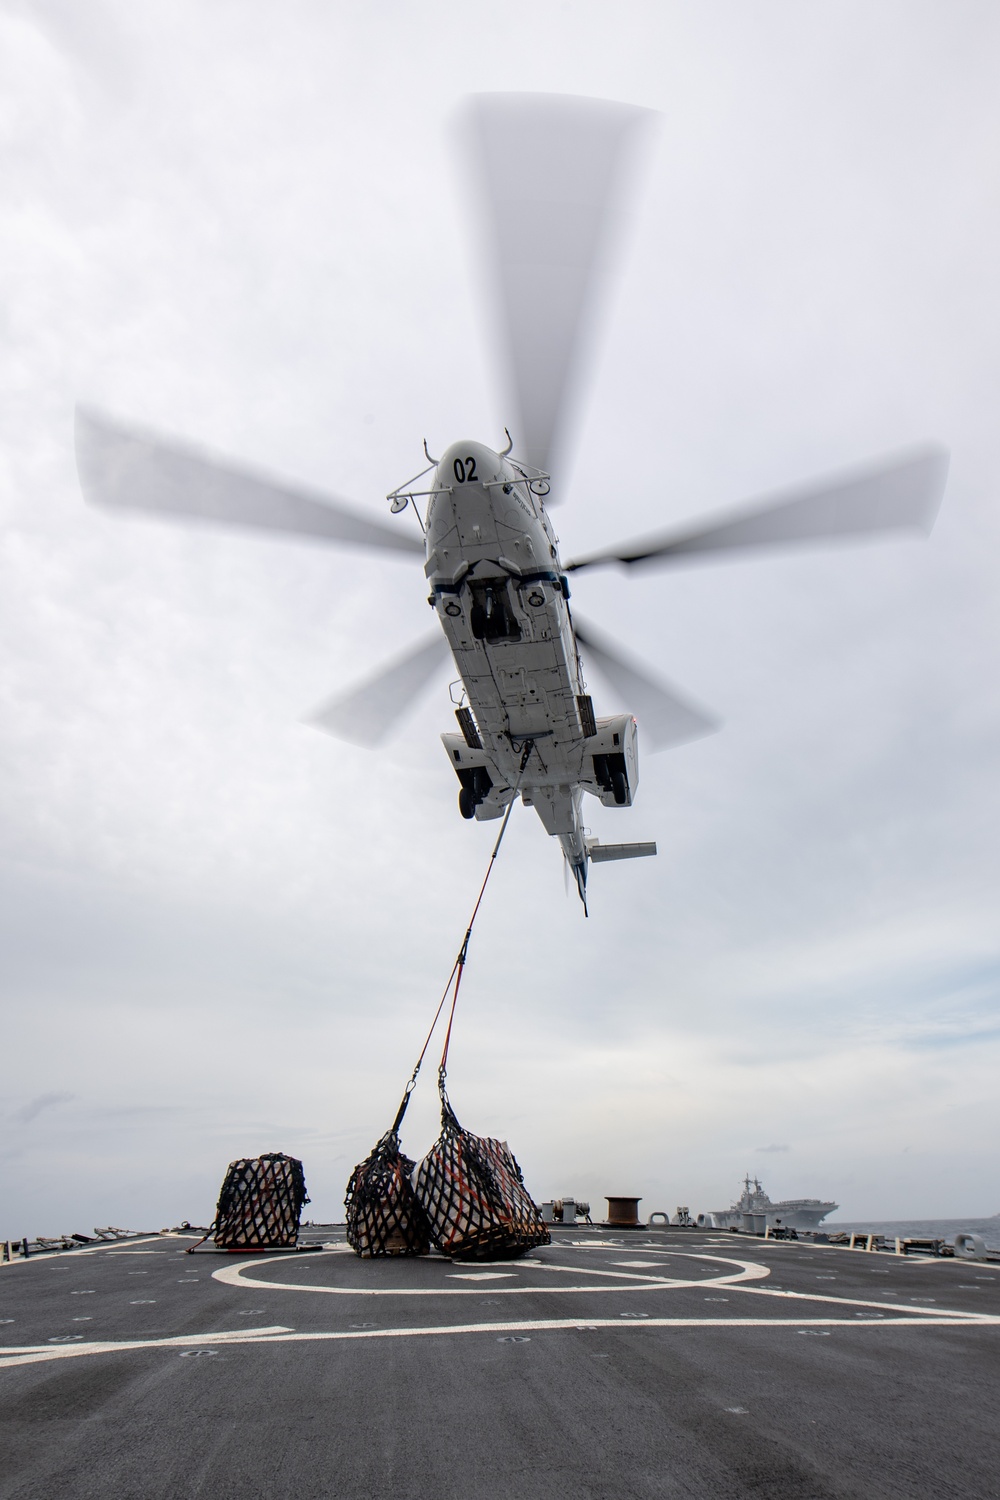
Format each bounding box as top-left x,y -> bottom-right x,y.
424,440 -> 638,900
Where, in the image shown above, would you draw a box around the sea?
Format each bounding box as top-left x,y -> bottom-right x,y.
823,1218 -> 1000,1251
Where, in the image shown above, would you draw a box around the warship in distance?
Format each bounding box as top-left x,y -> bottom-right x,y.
709,1175 -> 838,1230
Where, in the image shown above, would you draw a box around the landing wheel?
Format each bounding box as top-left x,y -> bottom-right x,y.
459,786 -> 477,819
611,770 -> 628,805
470,605 -> 487,639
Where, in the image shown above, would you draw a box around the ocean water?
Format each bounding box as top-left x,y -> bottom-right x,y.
824,1218 -> 1000,1251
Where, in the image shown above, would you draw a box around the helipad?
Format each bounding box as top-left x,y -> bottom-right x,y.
2,1225 -> 999,1496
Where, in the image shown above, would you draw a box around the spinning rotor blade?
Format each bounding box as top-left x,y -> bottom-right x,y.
463,93 -> 652,487
307,633 -> 450,748
574,617 -> 718,752
76,406 -> 424,556
565,446 -> 949,572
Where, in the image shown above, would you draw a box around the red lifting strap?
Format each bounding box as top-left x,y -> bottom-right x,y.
391,740 -> 534,1132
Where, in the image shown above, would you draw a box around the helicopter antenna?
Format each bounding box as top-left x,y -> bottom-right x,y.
499,427 -> 514,457
423,439 -> 439,465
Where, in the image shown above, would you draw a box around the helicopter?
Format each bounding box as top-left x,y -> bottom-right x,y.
75,93 -> 948,913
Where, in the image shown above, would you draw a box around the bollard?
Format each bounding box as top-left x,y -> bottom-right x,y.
605,1197 -> 642,1228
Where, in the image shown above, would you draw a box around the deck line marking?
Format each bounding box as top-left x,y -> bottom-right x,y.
680,1254 -> 988,1320
0,1325 -> 295,1368
0,1234 -> 191,1271
211,1251 -> 768,1298
447,1272 -> 517,1281
2,1313 -> 995,1370
535,1258 -> 769,1285
721,1283 -> 986,1321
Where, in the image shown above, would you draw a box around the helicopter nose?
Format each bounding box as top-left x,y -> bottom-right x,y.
438,440 -> 499,491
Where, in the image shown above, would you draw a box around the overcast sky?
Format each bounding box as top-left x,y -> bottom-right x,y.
2,0 -> 999,1236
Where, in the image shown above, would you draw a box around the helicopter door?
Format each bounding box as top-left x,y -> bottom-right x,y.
469,580 -> 521,642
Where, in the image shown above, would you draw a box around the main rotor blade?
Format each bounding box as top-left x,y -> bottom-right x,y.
574,617 -> 718,752
307,633 -> 451,748
565,446 -> 949,572
462,93 -> 652,489
76,406 -> 424,557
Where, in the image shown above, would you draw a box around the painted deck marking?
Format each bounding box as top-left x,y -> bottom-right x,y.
3,1313 -> 996,1371
211,1251 -> 768,1299
447,1272 -> 517,1281
3,1241 -> 997,1375
208,1251 -> 996,1328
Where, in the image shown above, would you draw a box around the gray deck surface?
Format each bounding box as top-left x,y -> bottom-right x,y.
2,1225 -> 998,1499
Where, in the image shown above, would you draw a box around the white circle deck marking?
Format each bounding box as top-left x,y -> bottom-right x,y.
210,1250 -> 769,1300
210,1247 -> 1000,1330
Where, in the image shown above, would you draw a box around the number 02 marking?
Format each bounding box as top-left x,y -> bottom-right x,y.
453,456 -> 478,483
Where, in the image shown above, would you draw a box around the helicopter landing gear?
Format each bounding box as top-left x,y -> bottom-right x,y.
458,766 -> 493,819
593,750 -> 630,807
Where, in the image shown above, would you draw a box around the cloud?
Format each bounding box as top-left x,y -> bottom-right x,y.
10,1091 -> 76,1125
755,1144 -> 790,1154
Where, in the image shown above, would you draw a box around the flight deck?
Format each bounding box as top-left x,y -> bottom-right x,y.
2,1224 -> 999,1498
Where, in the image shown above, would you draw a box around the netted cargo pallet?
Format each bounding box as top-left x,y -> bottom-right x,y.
414,1102 -> 550,1261
213,1152 -> 308,1250
345,1129 -> 432,1257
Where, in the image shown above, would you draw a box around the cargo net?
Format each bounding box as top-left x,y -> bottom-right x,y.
213,1153 -> 308,1250
414,1102 -> 550,1261
345,1129 -> 432,1258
